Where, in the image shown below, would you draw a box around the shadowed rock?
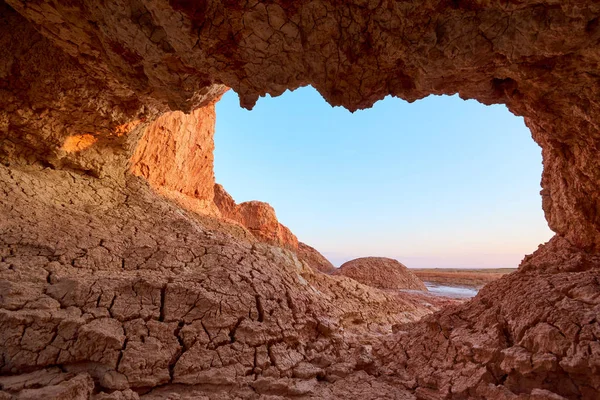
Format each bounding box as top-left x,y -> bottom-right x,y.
297,242 -> 337,274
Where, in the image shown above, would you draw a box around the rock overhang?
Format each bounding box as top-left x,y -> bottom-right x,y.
1,1 -> 600,398
1,1 -> 600,256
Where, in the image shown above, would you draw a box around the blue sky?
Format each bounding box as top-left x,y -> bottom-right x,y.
214,87 -> 553,268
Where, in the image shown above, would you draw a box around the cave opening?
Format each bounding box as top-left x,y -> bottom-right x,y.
3,1 -> 600,397
214,87 -> 553,271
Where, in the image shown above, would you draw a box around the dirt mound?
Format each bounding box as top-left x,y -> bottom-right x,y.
337,257 -> 427,291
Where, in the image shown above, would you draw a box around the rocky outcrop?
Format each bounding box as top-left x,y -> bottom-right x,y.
4,0 -> 600,257
2,0 -> 600,398
376,267 -> 600,400
520,235 -> 600,273
237,201 -> 299,251
0,164 -> 451,399
213,185 -> 337,268
297,242 -> 336,274
213,185 -> 335,270
212,186 -> 335,268
212,184 -> 299,251
213,183 -> 242,223
337,257 -> 427,291
125,104 -> 301,250
130,105 -> 222,216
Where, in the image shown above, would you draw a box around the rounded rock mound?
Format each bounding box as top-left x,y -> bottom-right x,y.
337,257 -> 427,291
298,242 -> 336,273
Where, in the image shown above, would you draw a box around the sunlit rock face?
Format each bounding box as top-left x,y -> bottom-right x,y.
213,183 -> 243,223
213,184 -> 300,251
130,104 -> 224,216
237,201 -> 299,251
213,184 -> 336,271
1,0 -> 600,399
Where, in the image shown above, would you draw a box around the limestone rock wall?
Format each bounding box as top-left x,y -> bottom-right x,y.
130,104 -> 222,216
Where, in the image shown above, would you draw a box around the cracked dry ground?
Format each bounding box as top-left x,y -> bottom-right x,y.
1,0 -> 600,398
0,164 -> 445,400
2,166 -> 600,400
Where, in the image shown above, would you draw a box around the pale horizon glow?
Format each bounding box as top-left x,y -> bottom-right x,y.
322,252 -> 535,269
214,87 -> 554,269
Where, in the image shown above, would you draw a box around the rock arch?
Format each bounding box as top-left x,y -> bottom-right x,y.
1,1 -> 600,399
4,0 -> 600,258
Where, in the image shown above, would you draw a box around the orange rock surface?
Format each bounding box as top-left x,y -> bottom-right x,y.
1,0 -> 600,398
213,183 -> 300,250
213,183 -> 242,223
130,105 -> 222,216
237,201 -> 299,251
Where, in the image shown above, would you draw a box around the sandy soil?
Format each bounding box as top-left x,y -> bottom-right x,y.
411,268 -> 516,288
